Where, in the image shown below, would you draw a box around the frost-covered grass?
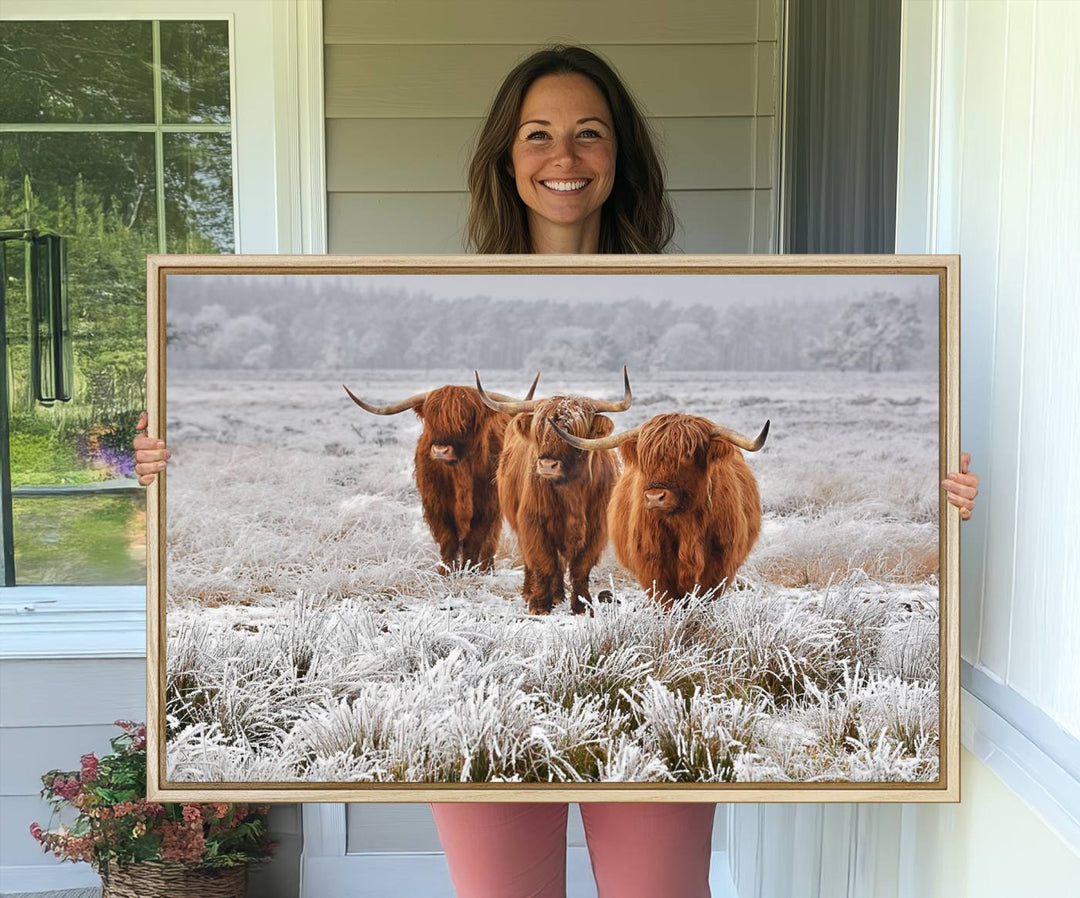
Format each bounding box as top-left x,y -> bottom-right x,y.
165,369 -> 940,783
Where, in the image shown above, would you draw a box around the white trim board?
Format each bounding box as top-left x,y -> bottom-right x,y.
962,687 -> 1080,854
963,661 -> 1080,783
0,587 -> 144,659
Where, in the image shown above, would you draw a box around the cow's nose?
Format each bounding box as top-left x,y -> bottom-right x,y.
536,458 -> 563,478
644,489 -> 669,509
431,444 -> 455,461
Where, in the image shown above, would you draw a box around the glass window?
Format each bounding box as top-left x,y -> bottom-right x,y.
0,19 -> 234,585
160,20 -> 231,125
0,22 -> 155,124
164,132 -> 235,253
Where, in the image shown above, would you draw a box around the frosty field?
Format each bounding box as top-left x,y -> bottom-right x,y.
164,368 -> 941,785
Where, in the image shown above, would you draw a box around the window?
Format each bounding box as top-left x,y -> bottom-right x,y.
1,19 -> 235,585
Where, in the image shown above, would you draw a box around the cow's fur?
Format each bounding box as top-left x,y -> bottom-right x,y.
409,387 -> 509,571
608,413 -> 762,606
498,397 -> 619,614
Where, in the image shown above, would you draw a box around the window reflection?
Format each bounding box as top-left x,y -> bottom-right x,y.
1,19 -> 234,586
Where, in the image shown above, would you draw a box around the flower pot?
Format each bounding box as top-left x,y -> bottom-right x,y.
101,862 -> 247,898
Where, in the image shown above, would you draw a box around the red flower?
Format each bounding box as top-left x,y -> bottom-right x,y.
160,821 -> 206,863
207,802 -> 231,819
80,753 -> 100,782
30,822 -> 43,842
52,777 -> 80,801
137,798 -> 166,818
181,805 -> 202,824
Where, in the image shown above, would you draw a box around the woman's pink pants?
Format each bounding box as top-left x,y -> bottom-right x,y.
431,802 -> 716,898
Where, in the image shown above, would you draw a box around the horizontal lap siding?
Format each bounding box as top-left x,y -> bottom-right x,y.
325,45 -> 759,118
327,117 -> 772,191
0,658 -> 144,868
324,0 -> 761,45
324,0 -> 780,255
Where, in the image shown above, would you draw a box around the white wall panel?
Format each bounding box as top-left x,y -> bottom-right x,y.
952,0 -> 1010,674
899,0 -> 1080,736
1005,3 -> 1080,730
981,0 -> 1035,686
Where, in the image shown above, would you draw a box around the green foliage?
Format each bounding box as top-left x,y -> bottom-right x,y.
31,722 -> 274,874
8,426 -> 92,485
13,492 -> 144,585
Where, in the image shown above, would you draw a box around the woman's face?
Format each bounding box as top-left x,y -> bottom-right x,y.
509,73 -> 617,245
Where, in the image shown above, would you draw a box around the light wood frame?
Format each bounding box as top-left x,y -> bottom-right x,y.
146,253 -> 960,803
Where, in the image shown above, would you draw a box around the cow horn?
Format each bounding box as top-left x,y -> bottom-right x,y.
591,366 -> 633,413
343,383 -> 427,415
525,370 -> 541,400
710,419 -> 770,451
551,421 -> 641,452
475,371 -> 538,414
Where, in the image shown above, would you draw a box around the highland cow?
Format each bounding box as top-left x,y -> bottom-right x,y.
554,413 -> 768,606
476,368 -> 632,615
343,374 -> 538,572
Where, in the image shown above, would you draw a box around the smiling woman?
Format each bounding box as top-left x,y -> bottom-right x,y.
509,73 -> 617,252
465,45 -> 674,255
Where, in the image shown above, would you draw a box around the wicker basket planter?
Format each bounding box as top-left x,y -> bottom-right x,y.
101,862 -> 247,898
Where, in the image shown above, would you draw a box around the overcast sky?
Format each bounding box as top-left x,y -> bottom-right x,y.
171,272 -> 939,310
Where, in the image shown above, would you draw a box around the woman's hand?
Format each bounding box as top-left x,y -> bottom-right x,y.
133,411 -> 170,486
942,451 -> 979,521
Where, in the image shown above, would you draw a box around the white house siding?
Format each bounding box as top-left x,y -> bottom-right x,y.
323,0 -> 781,254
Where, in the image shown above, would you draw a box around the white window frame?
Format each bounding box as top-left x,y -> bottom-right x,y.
0,0 -> 326,660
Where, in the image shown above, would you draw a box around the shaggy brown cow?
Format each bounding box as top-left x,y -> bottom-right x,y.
343,374 -> 538,572
554,413 -> 769,606
476,368 -> 632,615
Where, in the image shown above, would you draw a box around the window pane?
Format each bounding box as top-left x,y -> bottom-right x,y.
164,133 -> 235,252
2,131 -> 154,584
160,20 -> 232,124
0,21 -> 154,124
1,131 -> 156,428
12,493 -> 145,585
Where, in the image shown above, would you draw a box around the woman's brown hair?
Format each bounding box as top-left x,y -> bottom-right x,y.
466,46 -> 676,254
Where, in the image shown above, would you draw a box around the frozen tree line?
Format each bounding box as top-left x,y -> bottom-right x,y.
167,282 -> 936,373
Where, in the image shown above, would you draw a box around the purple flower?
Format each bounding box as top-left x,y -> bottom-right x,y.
95,446 -> 136,479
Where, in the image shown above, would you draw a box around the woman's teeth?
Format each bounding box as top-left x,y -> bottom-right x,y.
542,180 -> 588,191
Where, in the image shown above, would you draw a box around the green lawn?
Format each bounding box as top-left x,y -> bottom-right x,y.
13,492 -> 146,585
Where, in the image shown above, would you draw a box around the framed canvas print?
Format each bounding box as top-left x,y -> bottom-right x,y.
146,254 -> 959,803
